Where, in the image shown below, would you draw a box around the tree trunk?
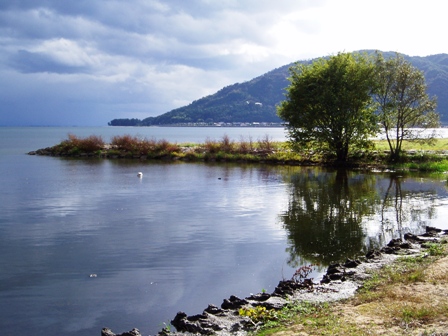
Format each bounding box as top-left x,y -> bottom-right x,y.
336,145 -> 349,163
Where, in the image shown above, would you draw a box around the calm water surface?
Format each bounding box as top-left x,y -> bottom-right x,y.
1,127 -> 448,335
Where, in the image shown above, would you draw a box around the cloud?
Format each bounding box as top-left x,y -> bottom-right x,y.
10,39 -> 97,74
0,0 -> 446,126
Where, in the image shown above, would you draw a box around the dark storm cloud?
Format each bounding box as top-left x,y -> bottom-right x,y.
1,0 -> 442,126
0,0 -> 338,126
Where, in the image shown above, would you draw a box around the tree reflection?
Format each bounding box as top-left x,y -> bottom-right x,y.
374,174 -> 438,247
279,168 -> 378,267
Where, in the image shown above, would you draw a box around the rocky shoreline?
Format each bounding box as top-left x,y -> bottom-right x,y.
101,226 -> 447,336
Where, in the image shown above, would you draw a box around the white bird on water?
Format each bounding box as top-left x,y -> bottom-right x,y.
137,172 -> 143,178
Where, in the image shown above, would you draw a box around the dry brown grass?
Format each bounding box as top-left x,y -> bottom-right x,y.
110,134 -> 180,154
61,133 -> 105,152
262,245 -> 448,336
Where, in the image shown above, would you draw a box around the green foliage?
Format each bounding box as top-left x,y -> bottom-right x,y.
108,118 -> 141,126
255,301 -> 335,334
358,251 -> 445,300
396,159 -> 448,173
239,306 -> 277,322
373,52 -> 440,162
278,52 -> 378,162
425,242 -> 445,256
401,306 -> 435,324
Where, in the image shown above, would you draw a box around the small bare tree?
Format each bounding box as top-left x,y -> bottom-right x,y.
373,52 -> 440,162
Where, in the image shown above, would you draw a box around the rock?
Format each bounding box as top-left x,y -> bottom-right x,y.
343,259 -> 361,268
387,238 -> 402,247
405,232 -> 439,243
326,263 -> 343,274
399,241 -> 412,249
171,311 -> 218,335
187,313 -> 207,322
273,280 -> 308,296
320,274 -> 331,284
404,232 -> 421,242
366,249 -> 381,259
101,328 -> 115,336
329,273 -> 344,281
101,327 -> 141,336
426,226 -> 442,234
171,312 -> 203,334
246,292 -> 271,301
254,297 -> 287,310
382,246 -> 399,254
158,327 -> 171,336
221,295 -> 248,309
203,304 -> 224,315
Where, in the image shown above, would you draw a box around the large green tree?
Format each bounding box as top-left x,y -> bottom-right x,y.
373,52 -> 439,162
277,52 -> 377,162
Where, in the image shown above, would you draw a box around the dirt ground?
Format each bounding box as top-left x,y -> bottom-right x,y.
269,256 -> 448,336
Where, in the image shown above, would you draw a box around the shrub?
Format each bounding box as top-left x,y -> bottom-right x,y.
111,135 -> 166,153
219,134 -> 234,153
111,134 -> 144,152
155,139 -> 180,153
59,134 -> 105,153
257,134 -> 274,152
236,135 -> 254,154
78,135 -> 105,152
204,137 -> 221,154
239,306 -> 277,322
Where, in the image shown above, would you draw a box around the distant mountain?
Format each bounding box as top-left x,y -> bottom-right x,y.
109,51 -> 448,126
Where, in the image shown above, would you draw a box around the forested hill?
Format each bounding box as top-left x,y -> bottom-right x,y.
109,51 -> 448,126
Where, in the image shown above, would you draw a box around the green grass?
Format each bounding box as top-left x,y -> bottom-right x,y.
373,138 -> 448,152
396,160 -> 448,173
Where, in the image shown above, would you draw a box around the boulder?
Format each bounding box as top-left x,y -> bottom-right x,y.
221,295 -> 248,309
101,327 -> 141,336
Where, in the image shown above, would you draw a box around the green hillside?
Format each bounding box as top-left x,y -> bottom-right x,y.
109,51 -> 448,126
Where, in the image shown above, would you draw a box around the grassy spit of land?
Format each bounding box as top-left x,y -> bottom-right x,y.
29,133 -> 448,174
253,240 -> 448,336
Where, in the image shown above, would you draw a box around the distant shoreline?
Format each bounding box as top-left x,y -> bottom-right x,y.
109,123 -> 287,128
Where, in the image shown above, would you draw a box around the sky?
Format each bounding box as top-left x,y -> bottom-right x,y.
0,0 -> 447,126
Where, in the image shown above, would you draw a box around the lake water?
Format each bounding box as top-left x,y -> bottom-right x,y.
1,127 -> 448,336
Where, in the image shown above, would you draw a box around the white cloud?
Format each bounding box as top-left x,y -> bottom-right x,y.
0,0 -> 446,126
32,39 -> 98,67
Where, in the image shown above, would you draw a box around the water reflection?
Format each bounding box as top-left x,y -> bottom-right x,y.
373,174 -> 439,247
279,168 -> 377,266
2,153 -> 448,336
279,168 -> 447,268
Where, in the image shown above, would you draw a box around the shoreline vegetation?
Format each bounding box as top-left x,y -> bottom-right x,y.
28,133 -> 448,174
